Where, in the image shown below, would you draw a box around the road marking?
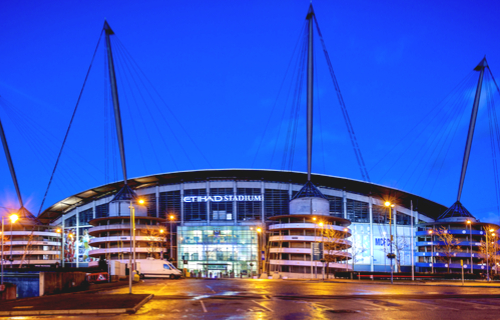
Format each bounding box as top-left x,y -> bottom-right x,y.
355,300 -> 395,311
252,300 -> 273,312
156,285 -> 168,295
206,285 -> 216,293
200,300 -> 207,313
410,300 -> 459,311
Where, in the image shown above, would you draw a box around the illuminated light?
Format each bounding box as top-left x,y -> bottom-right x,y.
169,215 -> 175,220
9,214 -> 19,223
490,229 -> 495,232
344,228 -> 348,232
318,222 -> 324,227
160,229 -> 165,234
257,228 -> 262,233
250,227 -> 254,230
313,217 -> 317,221
492,233 -> 496,237
56,228 -> 61,233
138,199 -> 145,205
69,233 -> 74,238
384,201 -> 391,207
428,230 -> 433,234
466,220 -> 471,224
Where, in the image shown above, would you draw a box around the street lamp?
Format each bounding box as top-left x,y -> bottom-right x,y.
256,227 -> 262,275
2,214 -> 19,283
384,201 -> 395,284
428,229 -> 434,274
169,215 -> 175,262
466,220 -> 473,273
8,214 -> 18,267
128,198 -> 145,294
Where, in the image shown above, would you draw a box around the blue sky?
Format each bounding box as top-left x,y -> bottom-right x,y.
1,0 -> 500,222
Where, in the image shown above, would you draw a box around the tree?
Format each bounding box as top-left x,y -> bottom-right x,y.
479,225 -> 499,276
435,226 -> 458,273
320,224 -> 349,278
142,227 -> 165,259
393,236 -> 408,273
350,235 -> 367,271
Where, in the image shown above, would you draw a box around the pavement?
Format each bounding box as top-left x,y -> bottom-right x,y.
3,278 -> 500,318
0,281 -> 152,317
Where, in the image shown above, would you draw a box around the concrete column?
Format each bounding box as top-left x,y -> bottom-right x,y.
343,190 -> 347,219
92,201 -> 96,219
261,181 -> 265,222
233,181 -> 237,225
156,185 -> 160,218
206,181 -> 210,225
180,183 -> 184,226
369,197 -> 374,272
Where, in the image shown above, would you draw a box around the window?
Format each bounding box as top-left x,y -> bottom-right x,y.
346,199 -> 369,223
237,188 -> 262,221
264,189 -> 289,218
64,215 -> 77,227
159,190 -> 181,219
184,189 -> 207,221
372,205 -> 388,224
396,212 -> 412,225
79,208 -> 93,225
325,195 -> 343,218
210,188 -> 233,221
95,203 -> 109,219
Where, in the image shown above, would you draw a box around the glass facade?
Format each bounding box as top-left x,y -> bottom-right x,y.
177,226 -> 258,276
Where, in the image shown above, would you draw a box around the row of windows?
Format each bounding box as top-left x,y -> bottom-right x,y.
64,190 -> 414,225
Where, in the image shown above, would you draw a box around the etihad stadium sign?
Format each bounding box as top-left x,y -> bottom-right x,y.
183,195 -> 263,203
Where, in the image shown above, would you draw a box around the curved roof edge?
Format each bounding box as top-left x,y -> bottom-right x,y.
39,168 -> 447,222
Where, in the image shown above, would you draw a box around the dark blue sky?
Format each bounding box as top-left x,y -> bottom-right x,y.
1,0 -> 500,222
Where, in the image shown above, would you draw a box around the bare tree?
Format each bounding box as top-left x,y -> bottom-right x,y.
435,226 -> 458,273
142,227 -> 165,259
320,225 -> 349,278
350,235 -> 367,271
479,225 -> 499,275
393,236 -> 408,273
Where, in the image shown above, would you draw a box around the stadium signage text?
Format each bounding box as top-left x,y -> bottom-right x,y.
183,195 -> 263,203
374,238 -> 391,246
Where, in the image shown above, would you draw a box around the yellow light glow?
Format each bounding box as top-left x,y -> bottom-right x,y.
169,215 -> 175,220
384,201 -> 391,207
490,229 -> 495,232
344,228 -> 348,232
493,233 -> 496,237
138,199 -> 145,205
69,233 -> 73,238
318,222 -> 324,227
10,214 -> 19,223
56,228 -> 61,233
160,229 -> 165,234
466,220 -> 471,224
428,230 -> 433,234
313,217 -> 317,221
257,228 -> 262,233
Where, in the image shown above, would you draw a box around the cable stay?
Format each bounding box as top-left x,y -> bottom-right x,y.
313,15 -> 371,183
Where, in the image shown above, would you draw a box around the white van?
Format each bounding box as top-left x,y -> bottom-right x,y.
138,259 -> 182,279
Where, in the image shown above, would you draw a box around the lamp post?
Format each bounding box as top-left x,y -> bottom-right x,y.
318,222 -> 324,278
169,215 -> 175,262
384,201 -> 395,284
127,198 -> 144,295
467,220 -> 473,273
256,227 -> 262,275
2,214 -> 18,284
428,229 -> 434,274
8,214 -> 18,267
487,228 -> 495,281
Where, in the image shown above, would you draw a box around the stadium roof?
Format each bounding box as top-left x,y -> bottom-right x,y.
39,169 -> 447,223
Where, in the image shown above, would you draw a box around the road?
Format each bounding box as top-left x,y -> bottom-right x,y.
19,279 -> 500,319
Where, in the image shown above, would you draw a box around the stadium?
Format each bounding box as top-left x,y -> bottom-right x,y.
39,169 -> 445,276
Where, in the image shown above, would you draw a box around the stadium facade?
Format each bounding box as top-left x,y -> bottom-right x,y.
41,169 -> 444,275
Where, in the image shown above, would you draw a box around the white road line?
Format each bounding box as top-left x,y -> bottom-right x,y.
206,285 -> 216,293
200,300 -> 208,313
252,300 -> 273,312
156,285 -> 168,295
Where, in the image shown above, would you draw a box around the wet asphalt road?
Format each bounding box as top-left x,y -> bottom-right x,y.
17,279 -> 500,319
